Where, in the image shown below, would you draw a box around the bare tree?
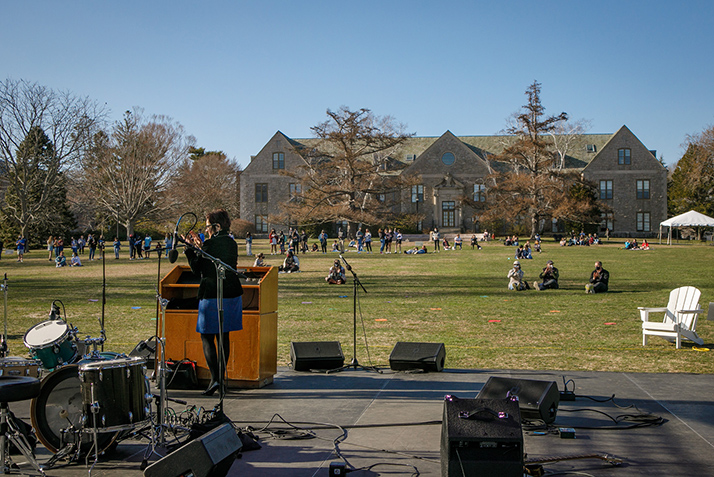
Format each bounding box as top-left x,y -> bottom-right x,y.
165,149 -> 241,220
74,109 -> 194,237
549,118 -> 592,170
282,107 -> 412,233
0,78 -> 105,239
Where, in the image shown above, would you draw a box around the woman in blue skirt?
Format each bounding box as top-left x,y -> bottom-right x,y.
184,209 -> 243,396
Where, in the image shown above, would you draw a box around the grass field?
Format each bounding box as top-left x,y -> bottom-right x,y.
1,238 -> 712,374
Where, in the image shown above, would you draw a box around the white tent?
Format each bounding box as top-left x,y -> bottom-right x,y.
659,210 -> 714,244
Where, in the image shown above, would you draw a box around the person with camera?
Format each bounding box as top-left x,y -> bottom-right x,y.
534,260 -> 559,290
325,259 -> 346,284
507,260 -> 528,290
585,261 -> 609,294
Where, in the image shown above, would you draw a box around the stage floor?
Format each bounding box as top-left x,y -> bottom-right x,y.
9,366 -> 714,476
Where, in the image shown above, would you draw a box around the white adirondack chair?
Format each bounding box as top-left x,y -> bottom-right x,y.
639,286 -> 704,349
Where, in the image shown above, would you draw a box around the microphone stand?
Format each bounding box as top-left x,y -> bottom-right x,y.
1,274 -> 8,358
178,236 -> 246,413
329,255 -> 381,373
100,242 -> 106,352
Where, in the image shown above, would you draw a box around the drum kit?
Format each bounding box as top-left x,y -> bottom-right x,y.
0,264 -> 203,475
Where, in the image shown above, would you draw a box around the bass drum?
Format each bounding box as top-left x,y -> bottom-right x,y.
31,363 -> 117,454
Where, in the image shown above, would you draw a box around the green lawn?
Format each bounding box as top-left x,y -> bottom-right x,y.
2,238 -> 713,374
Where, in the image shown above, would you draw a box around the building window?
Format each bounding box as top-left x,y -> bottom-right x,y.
599,180 -> 613,200
618,148 -> 631,165
442,201 -> 455,227
601,212 -> 614,232
636,179 -> 650,199
637,212 -> 651,232
411,185 -> 424,203
289,183 -> 301,199
255,183 -> 268,203
441,152 -> 455,166
272,152 -> 285,169
473,184 -> 486,202
255,215 -> 268,233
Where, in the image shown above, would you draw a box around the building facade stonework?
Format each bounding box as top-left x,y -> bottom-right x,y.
240,125 -> 666,237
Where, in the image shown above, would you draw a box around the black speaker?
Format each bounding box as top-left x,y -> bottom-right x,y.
477,377 -> 560,424
290,341 -> 344,371
441,398 -> 524,477
389,342 -> 445,372
143,423 -> 242,477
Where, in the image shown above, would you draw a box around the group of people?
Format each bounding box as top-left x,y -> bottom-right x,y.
559,231 -> 602,246
268,228 -> 310,256
624,238 -> 650,250
507,259 -> 609,293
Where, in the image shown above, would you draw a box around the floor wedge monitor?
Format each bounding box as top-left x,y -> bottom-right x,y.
477,376 -> 560,424
290,341 -> 344,371
389,342 -> 445,372
143,423 -> 242,477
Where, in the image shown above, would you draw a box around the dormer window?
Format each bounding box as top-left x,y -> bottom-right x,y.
586,144 -> 596,153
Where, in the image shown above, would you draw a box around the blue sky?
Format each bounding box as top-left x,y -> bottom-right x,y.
2,1 -> 712,168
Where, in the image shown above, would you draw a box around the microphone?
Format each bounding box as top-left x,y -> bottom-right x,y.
49,302 -> 60,321
168,218 -> 180,263
339,254 -> 352,271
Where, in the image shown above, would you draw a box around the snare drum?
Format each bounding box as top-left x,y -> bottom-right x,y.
23,320 -> 78,370
0,356 -> 41,377
79,356 -> 149,431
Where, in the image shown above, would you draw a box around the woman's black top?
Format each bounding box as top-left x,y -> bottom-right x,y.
185,230 -> 243,300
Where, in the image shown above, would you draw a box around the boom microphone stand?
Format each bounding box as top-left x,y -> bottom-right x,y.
329,255 -> 380,373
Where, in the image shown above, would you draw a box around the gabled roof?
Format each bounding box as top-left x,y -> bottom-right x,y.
280,130 -> 620,172
582,125 -> 665,173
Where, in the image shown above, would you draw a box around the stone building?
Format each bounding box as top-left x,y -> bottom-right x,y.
240,125 -> 666,237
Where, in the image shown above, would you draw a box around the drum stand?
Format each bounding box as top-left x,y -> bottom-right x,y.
140,293 -> 188,469
1,397 -> 46,476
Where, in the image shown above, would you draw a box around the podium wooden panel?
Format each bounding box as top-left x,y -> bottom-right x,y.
159,265 -> 278,388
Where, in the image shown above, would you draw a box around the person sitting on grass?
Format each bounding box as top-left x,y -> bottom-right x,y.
453,234 -> 463,250
253,252 -> 266,267
534,260 -> 559,290
278,250 -> 300,273
55,251 -> 67,267
507,260 -> 528,290
325,259 -> 346,284
70,252 -> 83,267
404,245 -> 428,254
585,261 -> 609,294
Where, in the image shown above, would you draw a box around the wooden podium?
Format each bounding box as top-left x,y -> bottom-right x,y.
159,265 -> 278,388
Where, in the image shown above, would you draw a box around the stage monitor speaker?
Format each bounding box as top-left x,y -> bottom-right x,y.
290,341 -> 344,371
441,398 -> 524,477
477,377 -> 560,424
143,423 -> 241,477
389,342 -> 445,372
